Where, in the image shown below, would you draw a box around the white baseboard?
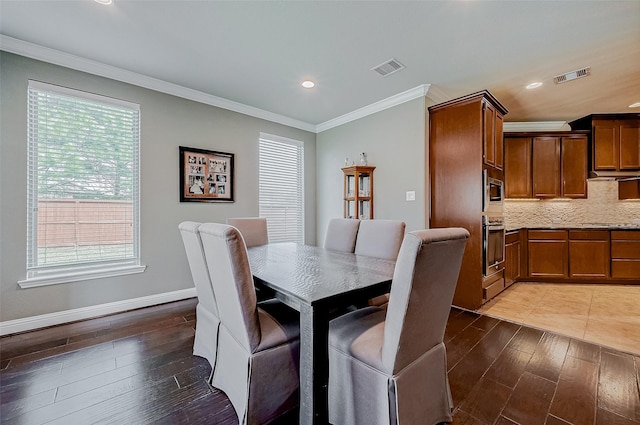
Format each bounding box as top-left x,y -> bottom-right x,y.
0,288 -> 197,336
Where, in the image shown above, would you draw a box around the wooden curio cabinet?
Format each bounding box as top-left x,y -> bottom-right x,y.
342,165 -> 375,220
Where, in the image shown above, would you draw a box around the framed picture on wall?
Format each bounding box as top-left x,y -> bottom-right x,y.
179,146 -> 234,202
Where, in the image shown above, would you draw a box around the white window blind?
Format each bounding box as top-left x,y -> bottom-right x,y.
23,81 -> 142,286
259,133 -> 304,244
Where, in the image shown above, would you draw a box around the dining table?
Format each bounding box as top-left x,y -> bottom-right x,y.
246,242 -> 395,425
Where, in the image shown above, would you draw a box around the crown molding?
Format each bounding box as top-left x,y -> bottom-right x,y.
424,84 -> 450,104
503,121 -> 569,132
2,36 -> 449,134
0,35 -> 316,133
316,84 -> 431,133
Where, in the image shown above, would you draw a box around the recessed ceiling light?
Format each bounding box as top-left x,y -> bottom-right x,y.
94,0 -> 113,5
301,80 -> 315,89
526,82 -> 543,89
629,102 -> 640,108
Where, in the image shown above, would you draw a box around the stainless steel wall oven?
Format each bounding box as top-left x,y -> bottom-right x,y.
483,215 -> 505,277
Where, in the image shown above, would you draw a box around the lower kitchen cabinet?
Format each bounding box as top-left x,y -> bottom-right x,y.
528,230 -> 568,278
482,271 -> 505,302
505,231 -> 522,286
611,231 -> 640,278
568,230 -> 610,278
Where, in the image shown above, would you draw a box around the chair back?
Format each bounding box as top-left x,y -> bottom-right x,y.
227,217 -> 269,247
354,219 -> 406,260
382,228 -> 469,374
324,218 -> 361,252
178,221 -> 219,318
198,223 -> 261,352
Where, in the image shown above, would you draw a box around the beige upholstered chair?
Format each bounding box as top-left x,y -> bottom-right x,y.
324,218 -> 361,252
227,217 -> 274,301
354,219 -> 406,306
198,223 -> 300,425
354,219 -> 406,260
328,228 -> 469,425
178,221 -> 220,373
227,217 -> 269,247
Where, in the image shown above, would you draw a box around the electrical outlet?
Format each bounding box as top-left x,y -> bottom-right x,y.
406,191 -> 416,201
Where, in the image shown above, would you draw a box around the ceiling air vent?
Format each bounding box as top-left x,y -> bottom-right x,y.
371,58 -> 405,77
553,67 -> 591,84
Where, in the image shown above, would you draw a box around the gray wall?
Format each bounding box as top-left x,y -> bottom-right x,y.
0,52 -> 316,322
316,97 -> 427,243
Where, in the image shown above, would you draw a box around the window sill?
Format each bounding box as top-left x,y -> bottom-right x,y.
18,264 -> 147,288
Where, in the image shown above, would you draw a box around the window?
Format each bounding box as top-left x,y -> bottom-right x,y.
21,81 -> 144,287
259,133 -> 304,244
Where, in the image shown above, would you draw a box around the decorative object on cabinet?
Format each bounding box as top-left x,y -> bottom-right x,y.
569,113 -> 640,177
342,165 -> 375,219
428,90 -> 508,310
504,132 -> 589,199
179,146 -> 234,203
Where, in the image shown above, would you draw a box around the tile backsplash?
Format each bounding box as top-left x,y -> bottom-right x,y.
504,179 -> 640,229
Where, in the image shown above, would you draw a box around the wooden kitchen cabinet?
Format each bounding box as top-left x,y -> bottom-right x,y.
532,137 -> 561,198
561,135 -> 588,198
504,137 -> 532,198
611,230 -> 640,278
505,230 -> 522,286
568,230 -> 610,278
528,230 -> 568,278
618,179 -> 640,200
522,228 -> 639,283
505,132 -> 588,199
569,114 -> 640,172
429,90 -> 508,310
483,100 -> 505,170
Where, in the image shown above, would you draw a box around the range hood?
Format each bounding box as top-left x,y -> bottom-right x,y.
588,170 -> 640,180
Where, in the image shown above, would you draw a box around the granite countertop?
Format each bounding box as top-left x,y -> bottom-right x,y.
506,224 -> 640,232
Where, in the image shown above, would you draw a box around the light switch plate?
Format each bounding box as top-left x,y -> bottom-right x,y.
406,191 -> 416,201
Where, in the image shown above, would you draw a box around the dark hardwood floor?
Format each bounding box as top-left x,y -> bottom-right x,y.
1,298 -> 639,425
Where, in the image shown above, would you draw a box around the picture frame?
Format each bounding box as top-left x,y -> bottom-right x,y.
179,146 -> 234,202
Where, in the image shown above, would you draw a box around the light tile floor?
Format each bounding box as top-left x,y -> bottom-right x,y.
478,282 -> 640,355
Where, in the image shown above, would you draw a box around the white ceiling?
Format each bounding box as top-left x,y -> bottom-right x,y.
1,0 -> 639,132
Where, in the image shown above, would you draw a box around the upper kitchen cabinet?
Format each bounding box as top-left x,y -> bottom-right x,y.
504,132 -> 588,199
560,134 -> 589,198
532,136 -> 561,198
569,114 -> 640,174
618,178 -> 640,200
504,137 -> 532,198
483,99 -> 506,170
